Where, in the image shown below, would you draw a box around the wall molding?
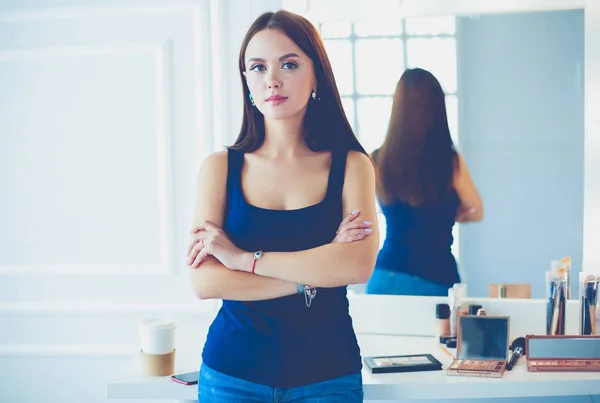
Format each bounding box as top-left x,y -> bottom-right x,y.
0,300 -> 220,315
0,343 -> 138,357
0,2 -> 204,22
0,41 -> 166,60
0,41 -> 177,277
153,38 -> 177,276
0,264 -> 172,276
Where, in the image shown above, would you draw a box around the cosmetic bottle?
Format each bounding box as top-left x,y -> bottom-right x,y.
436,303 -> 451,343
469,304 -> 483,315
449,285 -> 465,338
453,283 -> 469,314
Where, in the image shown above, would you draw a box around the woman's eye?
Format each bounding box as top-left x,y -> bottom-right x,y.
282,61 -> 298,70
250,64 -> 266,72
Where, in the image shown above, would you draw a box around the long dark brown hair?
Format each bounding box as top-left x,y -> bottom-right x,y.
375,68 -> 457,206
229,10 -> 366,155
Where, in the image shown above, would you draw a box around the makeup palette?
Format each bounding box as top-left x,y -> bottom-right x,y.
447,315 -> 510,378
363,354 -> 443,374
526,335 -> 600,372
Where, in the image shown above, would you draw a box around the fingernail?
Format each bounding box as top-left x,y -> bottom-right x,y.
364,221 -> 372,225
356,234 -> 364,238
364,228 -> 373,233
352,209 -> 360,214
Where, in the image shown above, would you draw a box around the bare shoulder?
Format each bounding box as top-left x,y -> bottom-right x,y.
193,150 -> 229,226
346,150 -> 375,178
200,150 -> 228,173
196,150 -> 228,195
342,150 -> 378,236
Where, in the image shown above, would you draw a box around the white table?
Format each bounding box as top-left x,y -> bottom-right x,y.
106,334 -> 600,401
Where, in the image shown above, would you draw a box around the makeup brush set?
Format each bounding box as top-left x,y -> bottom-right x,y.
579,273 -> 599,335
546,268 -> 568,335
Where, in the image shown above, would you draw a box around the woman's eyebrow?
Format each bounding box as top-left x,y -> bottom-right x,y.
247,53 -> 301,63
278,52 -> 300,60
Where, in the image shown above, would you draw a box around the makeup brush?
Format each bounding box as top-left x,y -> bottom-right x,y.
558,270 -> 568,335
547,274 -> 556,335
551,279 -> 563,335
551,269 -> 568,335
581,290 -> 589,335
585,275 -> 599,334
507,337 -> 526,371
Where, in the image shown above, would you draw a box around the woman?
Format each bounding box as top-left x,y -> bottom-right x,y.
186,10 -> 379,402
366,68 -> 483,297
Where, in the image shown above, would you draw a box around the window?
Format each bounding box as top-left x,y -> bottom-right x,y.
321,16 -> 460,260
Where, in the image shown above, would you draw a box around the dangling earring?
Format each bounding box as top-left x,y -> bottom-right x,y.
311,90 -> 317,100
249,93 -> 255,106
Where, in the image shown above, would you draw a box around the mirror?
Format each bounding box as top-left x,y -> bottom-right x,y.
320,9 -> 585,298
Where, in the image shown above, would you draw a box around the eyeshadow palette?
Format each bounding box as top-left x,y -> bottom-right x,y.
363,354 -> 443,374
448,359 -> 506,372
447,315 -> 510,378
528,359 -> 600,371
526,335 -> 600,372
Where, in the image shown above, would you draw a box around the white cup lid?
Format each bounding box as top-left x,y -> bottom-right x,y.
139,318 -> 176,331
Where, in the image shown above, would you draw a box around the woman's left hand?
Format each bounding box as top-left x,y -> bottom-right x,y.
332,210 -> 373,243
187,221 -> 249,270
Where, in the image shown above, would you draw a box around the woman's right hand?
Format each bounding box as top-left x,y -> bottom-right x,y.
332,210 -> 374,243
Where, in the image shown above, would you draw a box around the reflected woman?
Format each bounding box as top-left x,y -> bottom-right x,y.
367,68 -> 483,296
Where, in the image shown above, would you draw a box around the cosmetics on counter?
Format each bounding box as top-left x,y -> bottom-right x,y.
364,354 -> 443,374
546,267 -> 568,335
468,304 -> 483,315
506,337 -> 526,371
436,303 -> 451,343
448,283 -> 467,339
447,315 -> 510,378
561,256 -> 572,299
579,272 -> 599,335
526,335 -> 600,372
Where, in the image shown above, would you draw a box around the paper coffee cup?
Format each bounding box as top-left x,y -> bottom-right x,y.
138,318 -> 176,355
140,349 -> 176,376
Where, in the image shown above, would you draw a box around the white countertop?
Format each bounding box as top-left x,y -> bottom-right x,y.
106,333 -> 600,401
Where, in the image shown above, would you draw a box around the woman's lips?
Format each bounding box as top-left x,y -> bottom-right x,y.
265,95 -> 288,105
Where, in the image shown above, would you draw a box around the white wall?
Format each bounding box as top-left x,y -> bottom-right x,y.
0,1 -> 281,402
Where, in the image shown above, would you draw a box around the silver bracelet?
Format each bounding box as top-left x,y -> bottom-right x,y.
296,283 -> 317,307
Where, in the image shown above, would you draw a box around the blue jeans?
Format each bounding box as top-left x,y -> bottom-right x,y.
198,363 -> 363,402
366,268 -> 449,296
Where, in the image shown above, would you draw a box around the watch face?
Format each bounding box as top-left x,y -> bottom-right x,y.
254,250 -> 263,260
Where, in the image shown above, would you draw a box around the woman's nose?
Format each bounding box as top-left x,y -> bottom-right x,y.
266,71 -> 282,89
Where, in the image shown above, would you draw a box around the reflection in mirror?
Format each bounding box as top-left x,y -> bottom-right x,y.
321,10 -> 584,298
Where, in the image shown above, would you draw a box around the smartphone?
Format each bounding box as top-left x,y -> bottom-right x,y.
170,370 -> 199,385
